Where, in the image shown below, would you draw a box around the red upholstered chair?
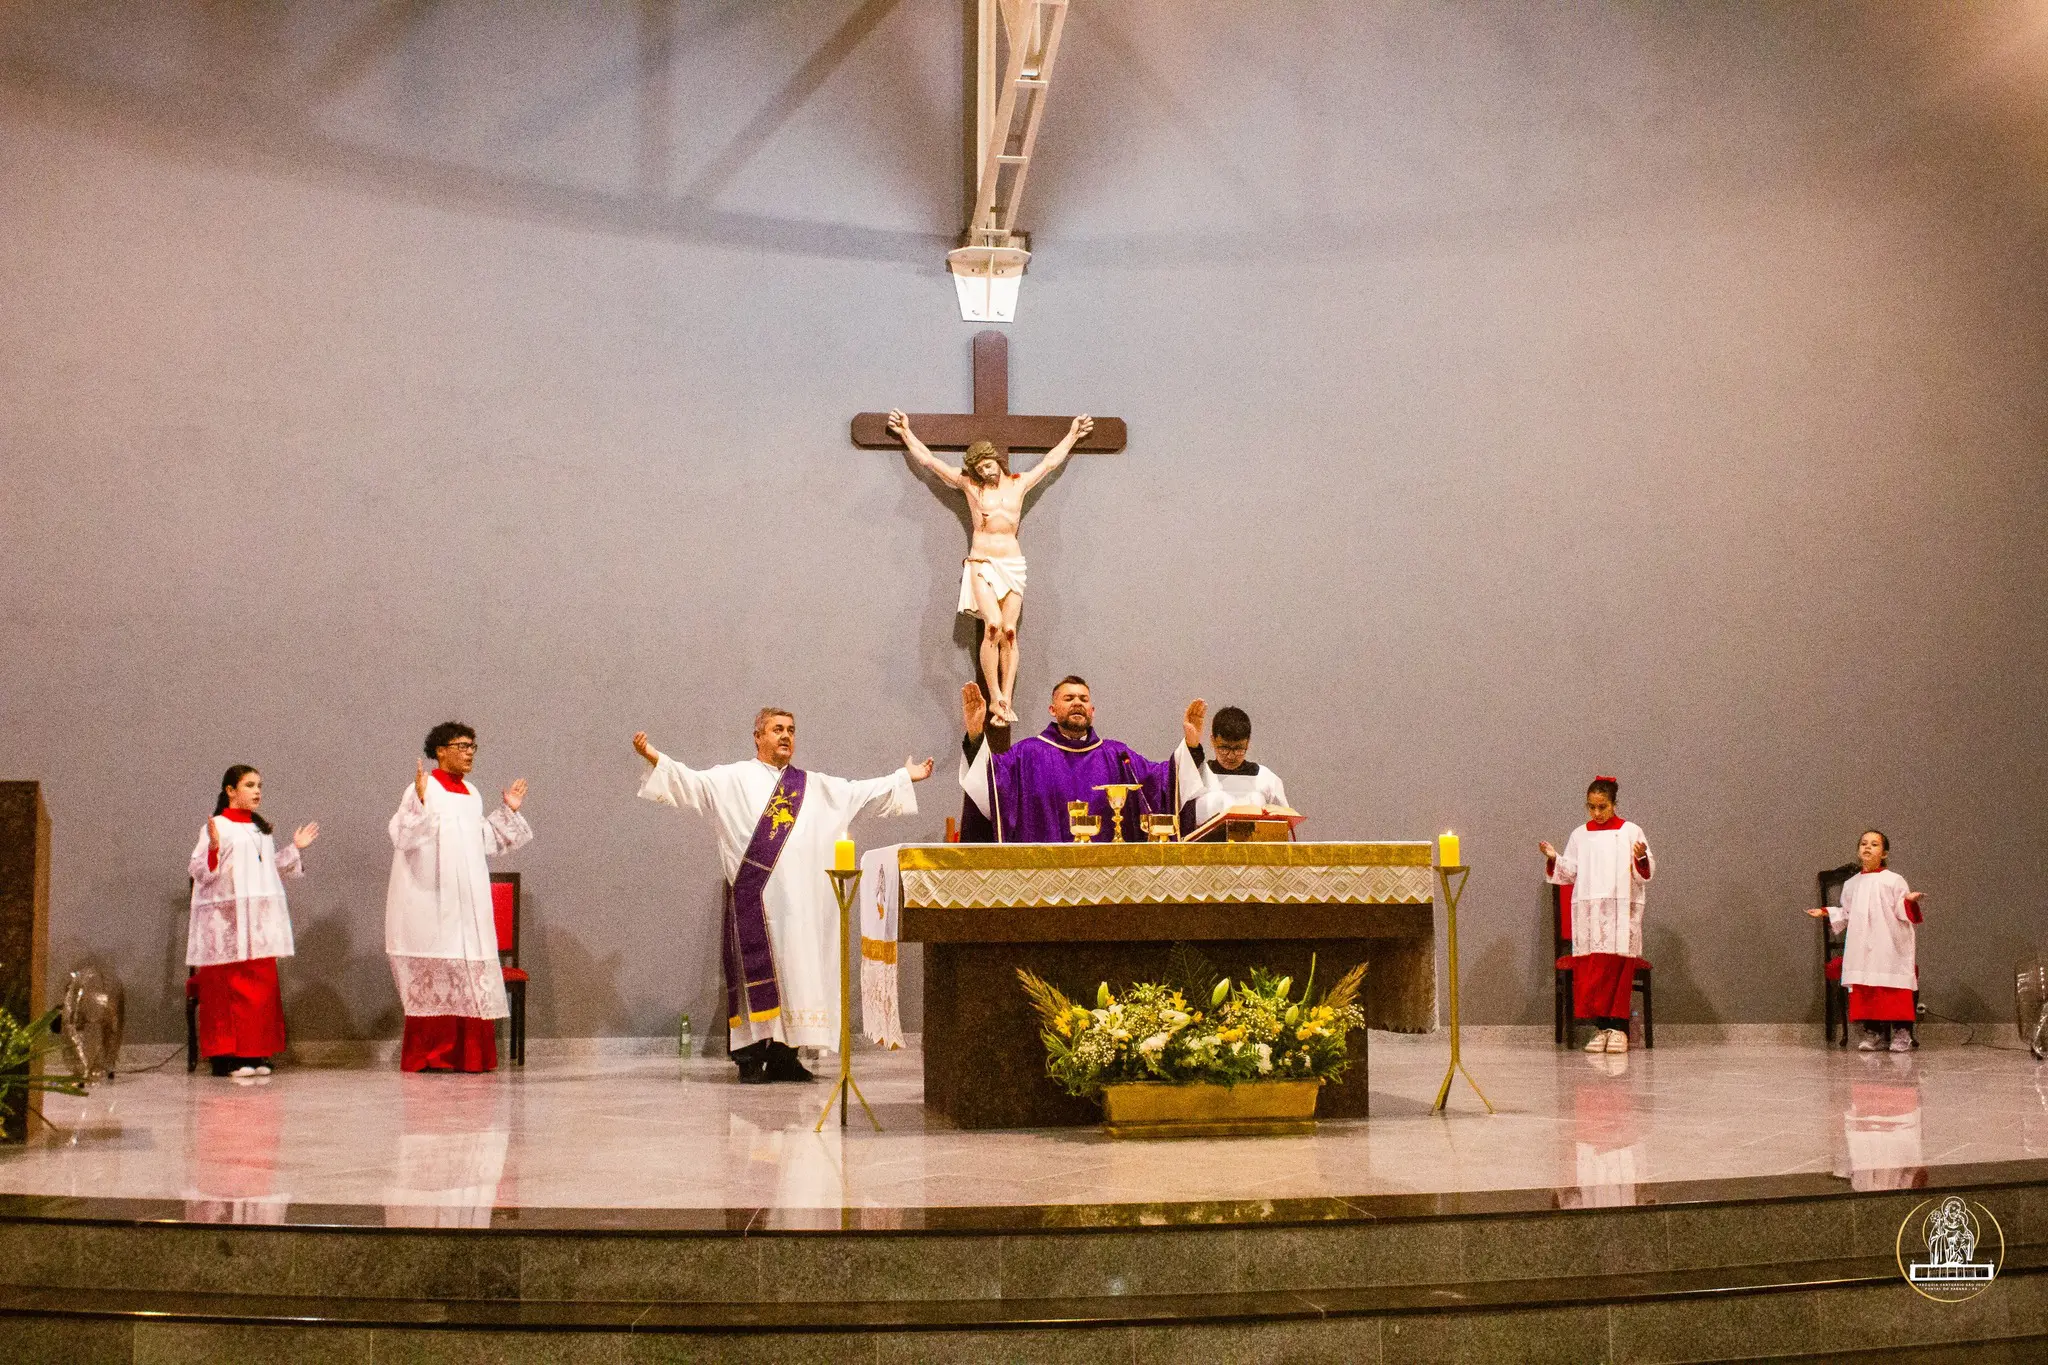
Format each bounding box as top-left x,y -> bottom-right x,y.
1552,883 -> 1654,1048
491,872 -> 528,1065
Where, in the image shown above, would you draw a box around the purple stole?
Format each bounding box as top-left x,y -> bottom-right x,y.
722,766 -> 807,1032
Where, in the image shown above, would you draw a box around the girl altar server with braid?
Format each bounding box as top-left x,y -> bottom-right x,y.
1807,830 -> 1925,1053
385,721 -> 533,1073
187,765 -> 319,1078
1540,776 -> 1655,1054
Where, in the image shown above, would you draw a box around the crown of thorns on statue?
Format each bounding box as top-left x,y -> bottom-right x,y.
962,440 -> 1008,476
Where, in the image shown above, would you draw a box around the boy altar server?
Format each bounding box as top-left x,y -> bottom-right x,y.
633,711 -> 933,1084
1807,830 -> 1925,1053
1189,705 -> 1289,827
1540,776 -> 1655,1053
385,722 -> 533,1073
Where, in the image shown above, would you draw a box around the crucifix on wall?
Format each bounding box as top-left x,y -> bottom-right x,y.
852,331 -> 1126,729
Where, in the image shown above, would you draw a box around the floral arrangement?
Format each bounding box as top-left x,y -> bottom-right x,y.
1018,953 -> 1367,1098
0,1006 -> 91,1098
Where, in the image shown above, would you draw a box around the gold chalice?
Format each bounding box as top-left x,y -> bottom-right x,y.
1091,784 -> 1143,843
1140,813 -> 1178,843
1065,800 -> 1101,843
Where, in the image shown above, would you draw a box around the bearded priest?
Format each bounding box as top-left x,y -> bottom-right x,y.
959,677 -> 1208,843
634,711 -> 934,1084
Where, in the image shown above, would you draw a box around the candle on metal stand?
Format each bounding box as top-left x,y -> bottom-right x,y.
1438,831 -> 1461,868
834,838 -> 857,873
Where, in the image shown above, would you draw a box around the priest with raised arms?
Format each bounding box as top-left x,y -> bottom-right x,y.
634,710 -> 934,1084
959,676 -> 1209,842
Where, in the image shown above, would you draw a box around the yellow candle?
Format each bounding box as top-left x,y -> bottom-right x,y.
1438,831 -> 1460,868
834,838 -> 857,873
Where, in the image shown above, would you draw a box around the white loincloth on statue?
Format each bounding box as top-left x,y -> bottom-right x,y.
957,555 -> 1027,615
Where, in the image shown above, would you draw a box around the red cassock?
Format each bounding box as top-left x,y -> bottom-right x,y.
400,1015 -> 499,1073
193,957 -> 287,1059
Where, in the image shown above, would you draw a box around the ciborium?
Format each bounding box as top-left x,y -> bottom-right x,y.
1091,783 -> 1143,843
1140,813 -> 1178,843
1065,800 -> 1101,843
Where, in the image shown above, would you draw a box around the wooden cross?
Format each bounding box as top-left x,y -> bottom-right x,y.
850,330 -> 1126,460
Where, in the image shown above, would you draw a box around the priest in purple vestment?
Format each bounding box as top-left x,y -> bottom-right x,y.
959,677 -> 1210,842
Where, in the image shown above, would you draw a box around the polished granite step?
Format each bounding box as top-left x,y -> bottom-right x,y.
1,1248 -> 2043,1363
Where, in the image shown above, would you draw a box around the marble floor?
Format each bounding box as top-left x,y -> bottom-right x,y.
6,1034 -> 2048,1220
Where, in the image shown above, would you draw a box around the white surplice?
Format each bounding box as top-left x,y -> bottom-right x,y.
187,817 -> 302,966
1545,822 -> 1655,957
384,778 -> 533,1019
639,751 -> 917,1052
1192,760 -> 1290,826
1828,869 -> 1919,991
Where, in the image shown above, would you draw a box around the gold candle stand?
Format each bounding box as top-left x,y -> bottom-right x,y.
815,867 -> 881,1133
1432,864 -> 1494,1115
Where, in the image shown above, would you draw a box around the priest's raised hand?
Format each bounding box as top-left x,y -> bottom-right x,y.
904,756 -> 936,782
962,682 -> 990,741
1184,699 -> 1207,749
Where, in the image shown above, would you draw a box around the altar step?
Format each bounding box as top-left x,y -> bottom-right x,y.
1,1168 -> 2044,1362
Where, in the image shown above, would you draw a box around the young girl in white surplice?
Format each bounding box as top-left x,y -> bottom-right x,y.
187,765 -> 318,1077
1808,830 -> 1925,1053
1540,776 -> 1655,1054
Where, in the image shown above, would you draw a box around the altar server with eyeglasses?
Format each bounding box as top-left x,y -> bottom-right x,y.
187,765 -> 318,1077
385,722 -> 532,1073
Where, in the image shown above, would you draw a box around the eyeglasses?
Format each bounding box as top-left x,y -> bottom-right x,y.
443,741 -> 478,753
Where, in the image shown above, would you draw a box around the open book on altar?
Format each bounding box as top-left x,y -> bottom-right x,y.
1184,804 -> 1305,843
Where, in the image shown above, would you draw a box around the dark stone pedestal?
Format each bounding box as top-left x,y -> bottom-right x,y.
906,902 -> 1434,1131
0,783 -> 51,1143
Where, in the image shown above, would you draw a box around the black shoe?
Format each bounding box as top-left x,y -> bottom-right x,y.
735,1058 -> 772,1084
766,1042 -> 815,1083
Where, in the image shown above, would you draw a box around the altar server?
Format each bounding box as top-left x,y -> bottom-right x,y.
385,722 -> 532,1073
187,765 -> 318,1078
633,711 -> 932,1084
1189,705 -> 1289,827
1807,830 -> 1925,1053
1540,776 -> 1654,1054
959,678 -> 1208,843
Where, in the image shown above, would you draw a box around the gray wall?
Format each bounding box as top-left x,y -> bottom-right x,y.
2,2 -> 2044,1043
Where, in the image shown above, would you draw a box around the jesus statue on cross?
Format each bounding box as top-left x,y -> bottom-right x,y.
887,407 -> 1092,727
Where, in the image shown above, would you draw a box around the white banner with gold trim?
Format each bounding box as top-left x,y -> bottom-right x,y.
859,845 -> 905,1049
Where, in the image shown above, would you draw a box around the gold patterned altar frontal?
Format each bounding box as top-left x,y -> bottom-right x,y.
896,842 -> 1435,910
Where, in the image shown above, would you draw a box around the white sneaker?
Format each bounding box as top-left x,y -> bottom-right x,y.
1857,1031 -> 1882,1051
1584,1031 -> 1611,1052
254,1065 -> 272,1076
230,1065 -> 258,1078
1605,1029 -> 1629,1054
1889,1031 -> 1913,1053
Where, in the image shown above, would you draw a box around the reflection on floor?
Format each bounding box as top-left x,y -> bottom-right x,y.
7,1035 -> 2048,1216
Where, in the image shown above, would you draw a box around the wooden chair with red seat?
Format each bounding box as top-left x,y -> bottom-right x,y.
491,872 -> 528,1065
1552,882 -> 1655,1048
1818,860 -> 1859,1046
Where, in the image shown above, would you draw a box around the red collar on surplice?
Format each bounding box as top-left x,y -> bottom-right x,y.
431,769 -> 470,794
1586,816 -> 1624,831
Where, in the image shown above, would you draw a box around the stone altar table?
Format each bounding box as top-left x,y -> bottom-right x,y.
895,842 -> 1437,1130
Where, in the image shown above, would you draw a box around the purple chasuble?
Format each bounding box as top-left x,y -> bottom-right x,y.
722,766 -> 806,1031
975,724 -> 1179,843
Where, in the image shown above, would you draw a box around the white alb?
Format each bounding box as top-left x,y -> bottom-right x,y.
186,816 -> 302,967
1546,822 -> 1655,957
385,779 -> 532,1018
